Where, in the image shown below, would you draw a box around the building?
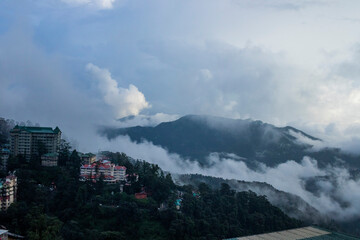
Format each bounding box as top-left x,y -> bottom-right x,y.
0,228 -> 24,240
41,152 -> 59,167
0,149 -> 10,171
79,153 -> 96,165
0,174 -> 17,211
0,229 -> 8,240
10,126 -> 61,160
80,160 -> 126,183
135,191 -> 147,199
224,226 -> 360,240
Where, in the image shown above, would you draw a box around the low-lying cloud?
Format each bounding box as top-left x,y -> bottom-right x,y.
116,113 -> 179,128
99,135 -> 360,222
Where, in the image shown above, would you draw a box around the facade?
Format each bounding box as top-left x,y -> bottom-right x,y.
80,160 -> 126,183
0,149 -> 9,171
41,152 -> 59,167
10,126 -> 61,160
80,153 -> 96,165
0,175 -> 17,211
0,229 -> 8,240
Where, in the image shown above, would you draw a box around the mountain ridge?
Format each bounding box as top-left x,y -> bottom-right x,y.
100,114 -> 359,168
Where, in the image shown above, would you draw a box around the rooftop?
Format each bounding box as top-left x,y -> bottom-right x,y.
224,226 -> 360,240
42,152 -> 59,157
81,161 -> 126,170
11,125 -> 61,134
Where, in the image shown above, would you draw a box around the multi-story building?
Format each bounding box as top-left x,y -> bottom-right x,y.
0,148 -> 10,171
80,160 -> 126,183
41,152 -> 59,167
0,174 -> 17,211
0,229 -> 8,240
79,153 -> 96,165
10,126 -> 61,160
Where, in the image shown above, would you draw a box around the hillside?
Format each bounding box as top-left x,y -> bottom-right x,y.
175,174 -> 323,224
100,115 -> 360,168
0,152 -> 302,239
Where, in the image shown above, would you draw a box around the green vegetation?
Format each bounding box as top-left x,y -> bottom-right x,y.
101,115 -> 360,168
0,149 -> 302,239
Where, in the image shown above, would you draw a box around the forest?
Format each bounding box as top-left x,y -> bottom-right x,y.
0,145 -> 303,239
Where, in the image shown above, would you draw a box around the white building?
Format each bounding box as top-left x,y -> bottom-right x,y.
10,126 -> 61,160
0,174 -> 17,211
41,152 -> 59,167
80,160 -> 126,183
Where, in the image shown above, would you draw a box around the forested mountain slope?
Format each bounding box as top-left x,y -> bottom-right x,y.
101,115 -> 360,168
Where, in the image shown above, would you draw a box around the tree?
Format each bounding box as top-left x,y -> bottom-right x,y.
58,140 -> 71,166
26,207 -> 63,240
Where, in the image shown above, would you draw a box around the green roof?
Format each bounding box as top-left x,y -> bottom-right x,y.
42,152 -> 59,157
12,125 -> 61,134
82,153 -> 96,157
224,226 -> 360,240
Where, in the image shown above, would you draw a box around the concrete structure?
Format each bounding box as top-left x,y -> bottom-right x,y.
41,152 -> 59,167
80,153 -> 96,165
80,160 -> 126,183
0,149 -> 9,171
224,226 -> 360,240
0,229 -> 8,240
10,126 -> 61,160
0,174 -> 17,211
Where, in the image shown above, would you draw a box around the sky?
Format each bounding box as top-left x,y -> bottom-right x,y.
2,0 -> 360,222
2,0 -> 360,151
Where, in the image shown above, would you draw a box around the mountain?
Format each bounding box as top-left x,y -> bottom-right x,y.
100,115 -> 360,168
174,173 -> 324,224
175,174 -> 360,237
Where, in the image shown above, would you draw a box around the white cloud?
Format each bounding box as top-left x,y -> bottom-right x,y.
116,113 -> 179,128
86,63 -> 150,119
288,129 -> 327,151
100,135 -> 360,221
61,0 -> 116,9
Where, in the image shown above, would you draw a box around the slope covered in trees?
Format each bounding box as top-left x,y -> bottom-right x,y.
0,151 -> 302,239
100,115 -> 360,168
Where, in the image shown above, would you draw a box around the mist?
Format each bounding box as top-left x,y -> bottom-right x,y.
98,134 -> 360,222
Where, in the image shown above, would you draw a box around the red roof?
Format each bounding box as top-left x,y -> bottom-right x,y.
81,162 -> 126,170
135,192 -> 147,199
6,175 -> 16,180
115,166 -> 126,170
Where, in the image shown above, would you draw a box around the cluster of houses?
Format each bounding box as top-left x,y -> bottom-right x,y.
3,124 -> 147,211
2,123 -> 206,219
80,158 -> 127,184
3,125 -> 126,208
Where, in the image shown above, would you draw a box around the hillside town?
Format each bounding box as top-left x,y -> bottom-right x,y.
0,123 -> 139,239
1,121 -> 359,239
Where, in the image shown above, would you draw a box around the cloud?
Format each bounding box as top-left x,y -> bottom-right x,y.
60,0 -> 117,9
288,129 -> 327,151
116,113 -> 179,128
2,0 -> 360,225
86,63 -> 150,119
3,0 -> 360,152
100,135 -> 360,221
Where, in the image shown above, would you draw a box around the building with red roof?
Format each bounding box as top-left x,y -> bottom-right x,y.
80,160 -> 126,183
